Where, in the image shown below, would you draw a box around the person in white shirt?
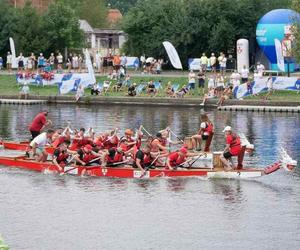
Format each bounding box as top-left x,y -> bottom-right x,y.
188,70 -> 196,91
218,52 -> 227,75
200,53 -> 208,73
29,130 -> 54,162
208,75 -> 215,89
17,53 -> 24,71
19,82 -> 30,99
210,53 -> 217,73
230,70 -> 241,88
120,53 -> 127,74
95,51 -> 102,73
6,51 -> 12,73
264,74 -> 273,100
256,62 -> 265,77
241,65 -> 249,83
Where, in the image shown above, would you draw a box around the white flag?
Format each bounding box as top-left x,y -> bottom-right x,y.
84,49 -> 96,84
274,39 -> 285,72
162,41 -> 183,69
59,79 -> 81,95
9,37 -> 18,69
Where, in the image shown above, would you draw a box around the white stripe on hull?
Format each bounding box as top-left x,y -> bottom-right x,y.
207,171 -> 263,179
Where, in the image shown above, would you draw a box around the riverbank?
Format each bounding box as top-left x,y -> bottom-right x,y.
0,75 -> 299,106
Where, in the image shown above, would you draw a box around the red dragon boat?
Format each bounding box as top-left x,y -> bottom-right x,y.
0,140 -> 55,154
0,148 -> 297,179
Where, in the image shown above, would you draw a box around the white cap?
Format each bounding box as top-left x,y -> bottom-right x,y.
222,126 -> 232,133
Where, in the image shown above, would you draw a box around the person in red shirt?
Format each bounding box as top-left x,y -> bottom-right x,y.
28,111 -> 52,139
166,147 -> 200,170
220,126 -> 242,170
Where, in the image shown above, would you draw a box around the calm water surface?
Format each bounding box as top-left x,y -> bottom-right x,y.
0,104 -> 299,250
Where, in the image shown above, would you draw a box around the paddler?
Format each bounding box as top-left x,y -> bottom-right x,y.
101,147 -> 126,168
119,129 -> 136,155
133,145 -> 154,171
70,128 -> 93,150
166,147 -> 200,170
191,114 -> 214,152
29,129 -> 55,162
150,132 -> 169,165
28,111 -> 52,140
52,142 -> 76,171
220,126 -> 242,171
76,144 -> 102,166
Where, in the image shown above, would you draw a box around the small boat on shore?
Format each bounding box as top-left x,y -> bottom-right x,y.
0,148 -> 296,179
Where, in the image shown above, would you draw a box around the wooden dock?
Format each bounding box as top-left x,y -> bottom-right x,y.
0,99 -> 47,105
218,105 -> 300,113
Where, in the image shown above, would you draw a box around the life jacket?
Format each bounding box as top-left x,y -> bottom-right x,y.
56,150 -> 69,164
107,149 -> 123,164
119,136 -> 135,151
103,135 -> 119,149
52,136 -> 66,148
204,122 -> 214,135
228,133 -> 241,156
134,149 -> 152,167
82,152 -> 95,163
169,152 -> 186,167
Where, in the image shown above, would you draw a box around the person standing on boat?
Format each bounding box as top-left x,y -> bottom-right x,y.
220,126 -> 242,171
191,114 -> 214,152
29,111 -> 52,140
29,129 -> 55,162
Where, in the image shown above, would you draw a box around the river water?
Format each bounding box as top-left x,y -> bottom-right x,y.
0,104 -> 299,250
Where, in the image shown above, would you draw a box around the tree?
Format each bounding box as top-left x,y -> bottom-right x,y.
57,0 -> 107,28
292,0 -> 300,62
42,1 -> 84,54
106,0 -> 138,14
122,0 -> 293,68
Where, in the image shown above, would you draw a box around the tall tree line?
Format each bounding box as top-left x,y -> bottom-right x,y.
122,0 -> 292,64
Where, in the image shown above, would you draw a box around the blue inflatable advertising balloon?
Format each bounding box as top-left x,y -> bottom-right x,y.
256,9 -> 300,72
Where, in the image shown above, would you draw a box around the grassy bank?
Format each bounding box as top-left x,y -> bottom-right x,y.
0,74 -> 299,102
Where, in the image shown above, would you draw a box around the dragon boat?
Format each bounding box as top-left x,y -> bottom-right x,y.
0,147 -> 296,179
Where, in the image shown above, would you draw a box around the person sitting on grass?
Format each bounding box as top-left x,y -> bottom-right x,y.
200,87 -> 216,105
165,82 -> 174,97
147,81 -> 157,96
174,85 -> 189,98
217,86 -> 233,107
128,83 -> 137,96
19,82 -> 30,99
113,80 -> 123,92
91,83 -> 101,95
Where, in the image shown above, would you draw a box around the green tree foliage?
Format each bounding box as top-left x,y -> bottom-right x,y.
42,2 -> 84,54
292,0 -> 300,62
0,0 -> 84,57
122,0 -> 292,65
57,0 -> 107,28
106,0 -> 138,14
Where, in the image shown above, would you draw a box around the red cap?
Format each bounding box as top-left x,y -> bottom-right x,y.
179,147 -> 188,154
84,144 -> 93,151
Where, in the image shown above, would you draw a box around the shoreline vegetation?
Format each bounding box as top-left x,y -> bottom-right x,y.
0,74 -> 299,106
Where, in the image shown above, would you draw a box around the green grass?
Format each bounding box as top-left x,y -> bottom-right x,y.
0,74 -> 299,101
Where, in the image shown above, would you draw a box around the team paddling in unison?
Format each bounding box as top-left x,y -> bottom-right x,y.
25,111 -> 251,174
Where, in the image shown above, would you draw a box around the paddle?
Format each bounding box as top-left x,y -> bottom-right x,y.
64,159 -> 129,174
141,126 -> 152,137
186,152 -> 206,168
139,153 -> 160,178
169,128 -> 184,144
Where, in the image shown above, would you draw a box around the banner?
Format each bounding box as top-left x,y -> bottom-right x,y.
84,49 -> 96,85
9,37 -> 18,69
126,57 -> 139,68
162,41 -> 182,69
188,58 -> 201,70
274,39 -> 285,71
234,76 -> 300,99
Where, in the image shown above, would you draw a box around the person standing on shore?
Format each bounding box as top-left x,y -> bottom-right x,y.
210,53 -> 217,74
6,51 -> 12,73
28,111 -> 52,140
200,53 -> 208,73
188,70 -> 196,94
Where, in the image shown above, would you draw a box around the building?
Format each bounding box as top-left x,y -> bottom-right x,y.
79,19 -> 127,56
9,0 -> 53,13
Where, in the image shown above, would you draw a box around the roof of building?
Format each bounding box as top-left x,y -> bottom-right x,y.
79,19 -> 94,33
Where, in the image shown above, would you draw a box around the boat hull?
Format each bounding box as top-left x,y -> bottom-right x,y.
2,141 -> 55,154
0,156 -> 265,179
